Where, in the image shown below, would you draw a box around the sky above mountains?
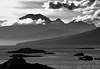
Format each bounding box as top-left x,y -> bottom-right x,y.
0,0 -> 82,22
0,0 -> 100,27
0,0 -> 99,45
43,0 -> 100,27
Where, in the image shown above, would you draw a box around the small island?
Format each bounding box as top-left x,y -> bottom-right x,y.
7,48 -> 47,53
10,54 -> 43,57
79,55 -> 93,61
74,53 -> 84,56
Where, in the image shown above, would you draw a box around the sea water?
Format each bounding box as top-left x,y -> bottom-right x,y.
0,45 -> 100,69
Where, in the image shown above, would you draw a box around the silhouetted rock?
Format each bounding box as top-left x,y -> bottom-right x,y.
16,23 -> 96,46
44,52 -> 55,54
10,54 -> 43,57
1,57 -> 26,69
74,53 -> 84,56
7,48 -> 47,53
79,55 -> 93,61
0,57 -> 55,69
94,58 -> 100,60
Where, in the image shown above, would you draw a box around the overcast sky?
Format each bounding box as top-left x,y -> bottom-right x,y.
0,0 -> 82,22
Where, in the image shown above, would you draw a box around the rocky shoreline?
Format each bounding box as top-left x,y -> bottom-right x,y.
1,47 -> 56,69
0,57 -> 55,69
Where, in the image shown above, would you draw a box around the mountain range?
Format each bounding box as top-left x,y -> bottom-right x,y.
0,14 -> 96,45
19,14 -> 51,24
16,27 -> 100,48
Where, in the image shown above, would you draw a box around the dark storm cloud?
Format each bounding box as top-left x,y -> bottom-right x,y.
43,0 -> 97,10
42,0 -> 100,27
48,2 -> 63,9
43,1 -> 79,10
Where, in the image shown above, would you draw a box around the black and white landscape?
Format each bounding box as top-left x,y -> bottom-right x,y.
0,14 -> 96,45
0,0 -> 100,69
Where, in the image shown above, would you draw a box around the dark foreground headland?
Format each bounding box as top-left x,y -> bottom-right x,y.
0,57 -> 55,69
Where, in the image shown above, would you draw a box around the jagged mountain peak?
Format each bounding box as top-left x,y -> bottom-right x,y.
19,14 -> 51,23
55,18 -> 64,23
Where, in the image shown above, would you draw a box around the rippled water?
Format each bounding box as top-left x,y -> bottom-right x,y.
0,45 -> 100,69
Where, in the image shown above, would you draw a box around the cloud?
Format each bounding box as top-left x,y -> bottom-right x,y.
18,18 -> 46,25
18,1 -> 45,9
43,0 -> 100,27
46,1 -> 63,9
0,0 -> 47,18
72,0 -> 100,27
17,18 -> 33,24
42,0 -> 97,11
0,18 -> 18,26
35,18 -> 46,25
0,18 -> 46,27
42,0 -> 79,10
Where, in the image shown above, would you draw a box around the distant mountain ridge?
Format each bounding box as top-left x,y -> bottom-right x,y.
51,18 -> 65,24
64,27 -> 100,45
16,25 -> 99,47
19,14 -> 66,25
19,14 -> 51,23
0,14 -> 96,45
